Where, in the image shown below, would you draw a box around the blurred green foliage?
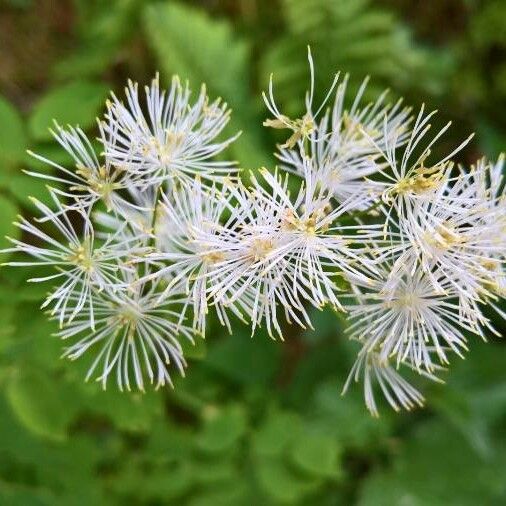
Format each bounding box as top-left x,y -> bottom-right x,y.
0,0 -> 505,504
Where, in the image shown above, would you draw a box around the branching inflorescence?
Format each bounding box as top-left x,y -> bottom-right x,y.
2,50 -> 505,416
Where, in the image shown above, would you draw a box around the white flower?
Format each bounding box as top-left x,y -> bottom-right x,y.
57,277 -> 194,391
102,74 -> 239,185
204,178 -> 315,339
206,165 -> 379,338
262,47 -> 339,149
94,183 -> 159,243
370,105 -> 474,224
26,122 -> 137,213
1,52 -> 504,415
1,192 -> 134,328
447,156 -> 506,311
254,165 -> 379,294
141,179 -> 245,336
391,167 -> 505,301
342,346 -> 443,417
465,155 -> 505,202
278,75 -> 412,210
345,265 -> 487,374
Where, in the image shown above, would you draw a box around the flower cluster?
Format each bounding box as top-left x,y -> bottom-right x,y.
2,52 -> 504,415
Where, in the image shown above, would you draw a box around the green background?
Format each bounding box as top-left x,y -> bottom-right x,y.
0,0 -> 505,504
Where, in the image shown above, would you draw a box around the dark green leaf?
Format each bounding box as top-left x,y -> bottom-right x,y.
181,335 -> 207,360
205,331 -> 281,386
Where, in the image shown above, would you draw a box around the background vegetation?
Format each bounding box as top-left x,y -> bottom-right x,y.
0,0 -> 505,504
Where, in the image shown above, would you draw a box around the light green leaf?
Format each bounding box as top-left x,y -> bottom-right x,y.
192,459 -> 236,485
290,431 -> 341,478
29,81 -> 109,141
312,381 -> 392,447
77,386 -> 164,433
253,410 -> 301,458
143,2 -> 270,169
0,195 -> 19,250
256,458 -> 322,503
0,96 -> 27,168
197,405 -> 247,454
188,481 -> 253,506
7,173 -> 61,211
6,370 -> 75,441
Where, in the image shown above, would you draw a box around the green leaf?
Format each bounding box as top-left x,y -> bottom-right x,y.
205,330 -> 281,386
24,142 -> 74,171
181,335 -> 207,360
0,96 -> 27,168
0,303 -> 16,351
290,431 -> 341,479
302,306 -> 345,343
53,45 -> 117,80
0,195 -> 19,250
430,341 -> 506,458
358,421 -> 506,506
28,81 -> 109,141
5,369 -> 75,441
284,342 -> 350,407
197,405 -> 247,454
77,386 -> 164,433
7,173 -> 62,211
144,2 -> 246,113
143,2 -> 270,169
4,312 -> 61,370
312,381 -> 392,447
253,410 -> 302,458
261,0 -> 448,116
0,480 -> 54,506
146,421 -> 193,462
192,459 -> 236,485
142,463 -> 194,501
114,460 -> 194,502
188,481 -> 253,506
255,458 -> 322,503
431,387 -> 492,458
0,265 -> 53,304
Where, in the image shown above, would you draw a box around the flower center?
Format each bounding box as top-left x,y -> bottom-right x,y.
281,206 -> 330,235
342,111 -> 379,140
386,163 -> 447,201
66,242 -> 94,272
249,238 -> 274,262
425,223 -> 464,250
74,164 -> 121,204
115,305 -> 141,340
201,251 -> 226,264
